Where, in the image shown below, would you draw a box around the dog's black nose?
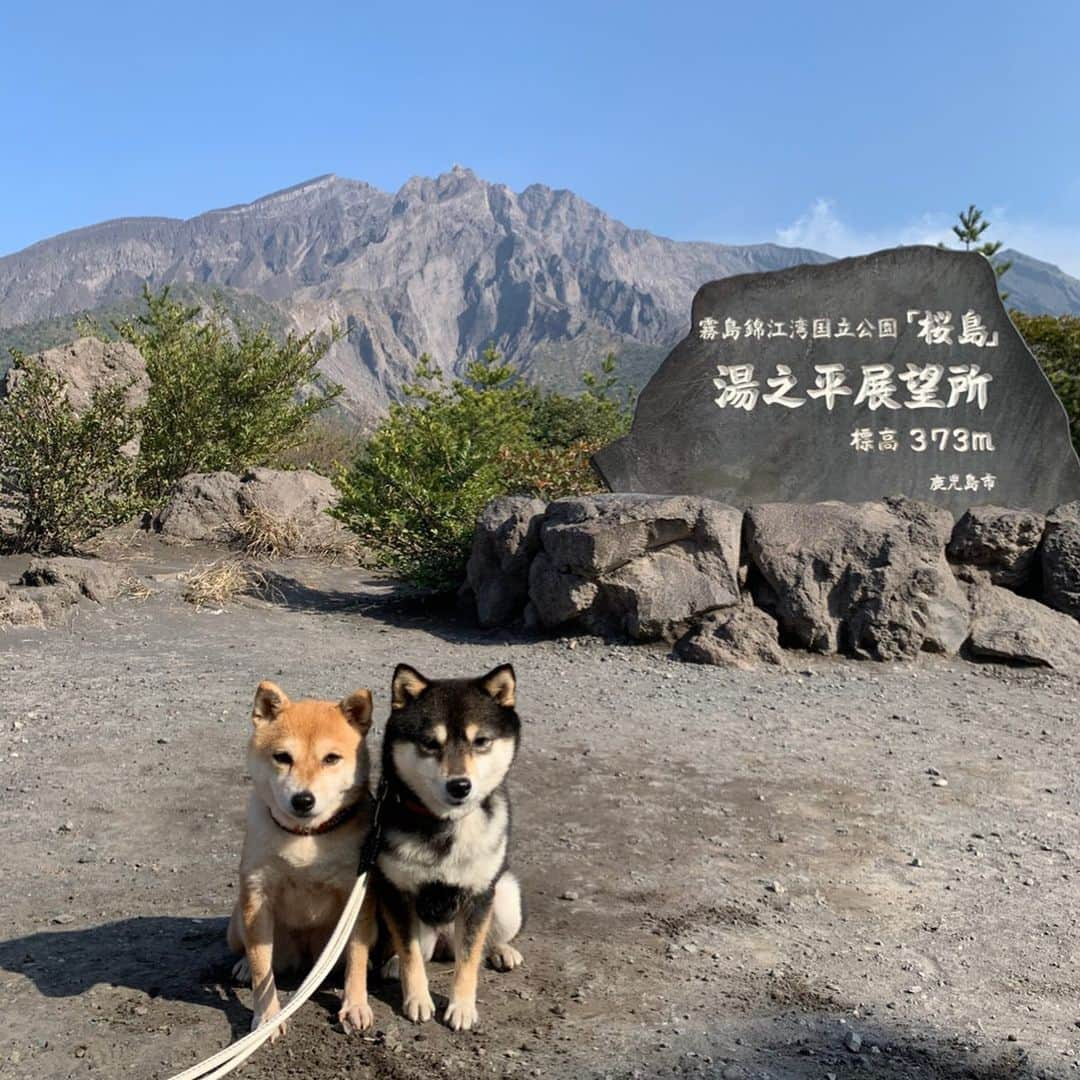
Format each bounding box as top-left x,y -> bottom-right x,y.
446,777 -> 471,801
291,791 -> 316,814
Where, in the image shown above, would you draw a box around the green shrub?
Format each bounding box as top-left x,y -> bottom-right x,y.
269,413 -> 362,475
332,348 -> 632,590
496,439 -> 607,500
0,356 -> 139,553
525,353 -> 634,448
1013,312 -> 1080,455
114,287 -> 342,501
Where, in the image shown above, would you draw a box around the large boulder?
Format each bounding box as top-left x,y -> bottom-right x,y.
2,337 -> 149,414
674,601 -> 786,669
947,506 -> 1045,589
526,495 -> 742,640
539,494 -> 738,578
964,572 -> 1080,668
2,338 -> 149,457
1041,502 -> 1080,619
526,554 -> 600,629
21,556 -> 126,603
462,496 -> 546,627
745,497 -> 969,660
154,472 -> 243,541
154,468 -> 350,551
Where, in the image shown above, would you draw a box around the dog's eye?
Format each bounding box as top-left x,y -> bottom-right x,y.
272,751 -> 293,766
419,738 -> 441,754
473,736 -> 492,750
323,753 -> 342,766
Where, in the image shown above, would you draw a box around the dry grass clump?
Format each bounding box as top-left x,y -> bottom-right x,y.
120,575 -> 154,601
224,506 -> 362,565
229,507 -> 303,559
181,559 -> 266,609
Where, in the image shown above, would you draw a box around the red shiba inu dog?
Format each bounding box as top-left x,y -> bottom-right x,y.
227,681 -> 378,1038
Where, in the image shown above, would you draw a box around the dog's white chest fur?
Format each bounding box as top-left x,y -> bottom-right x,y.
379,799 -> 508,895
240,796 -> 358,929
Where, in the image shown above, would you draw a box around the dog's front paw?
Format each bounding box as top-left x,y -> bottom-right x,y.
402,990 -> 435,1023
252,999 -> 287,1043
338,997 -> 374,1033
444,997 -> 479,1031
231,956 -> 251,985
487,943 -> 523,972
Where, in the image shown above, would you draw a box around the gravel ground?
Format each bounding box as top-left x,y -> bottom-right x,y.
0,544 -> 1078,1080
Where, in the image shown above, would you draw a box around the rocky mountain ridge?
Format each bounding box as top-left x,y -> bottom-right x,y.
2,167 -> 1077,418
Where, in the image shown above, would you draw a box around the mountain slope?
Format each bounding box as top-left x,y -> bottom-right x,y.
0,169 -> 1076,418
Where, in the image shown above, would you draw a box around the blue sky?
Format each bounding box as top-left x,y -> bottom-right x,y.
2,0 -> 1078,272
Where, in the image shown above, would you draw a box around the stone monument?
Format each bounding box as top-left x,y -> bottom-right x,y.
593,246 -> 1080,513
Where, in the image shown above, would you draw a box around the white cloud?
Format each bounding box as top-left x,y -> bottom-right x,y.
776,198 -> 1080,279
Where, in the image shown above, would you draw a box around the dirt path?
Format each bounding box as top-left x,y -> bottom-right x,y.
0,548 -> 1077,1079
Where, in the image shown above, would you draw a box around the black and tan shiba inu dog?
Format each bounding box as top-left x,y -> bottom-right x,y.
374,663 -> 524,1031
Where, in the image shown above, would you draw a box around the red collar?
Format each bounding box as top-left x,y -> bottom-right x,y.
400,794 -> 439,819
269,797 -> 365,836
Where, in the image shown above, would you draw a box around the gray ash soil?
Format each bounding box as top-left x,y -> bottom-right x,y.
0,541 -> 1078,1079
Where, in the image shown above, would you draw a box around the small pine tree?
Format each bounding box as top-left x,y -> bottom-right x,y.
950,204 -> 1012,296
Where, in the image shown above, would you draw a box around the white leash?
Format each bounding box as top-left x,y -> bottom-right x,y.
165,780 -> 388,1080
166,874 -> 368,1080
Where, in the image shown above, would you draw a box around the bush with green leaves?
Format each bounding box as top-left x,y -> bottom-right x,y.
1013,312 -> 1080,454
114,287 -> 342,501
0,355 -> 139,553
332,347 -> 632,590
525,354 -> 634,448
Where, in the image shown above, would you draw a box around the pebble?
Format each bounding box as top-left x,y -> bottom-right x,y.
845,1030 -> 863,1053
766,881 -> 786,895
559,890 -> 579,901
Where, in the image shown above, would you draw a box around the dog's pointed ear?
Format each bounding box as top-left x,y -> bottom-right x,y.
341,688 -> 373,734
252,681 -> 288,726
478,664 -> 516,707
392,664 -> 429,710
